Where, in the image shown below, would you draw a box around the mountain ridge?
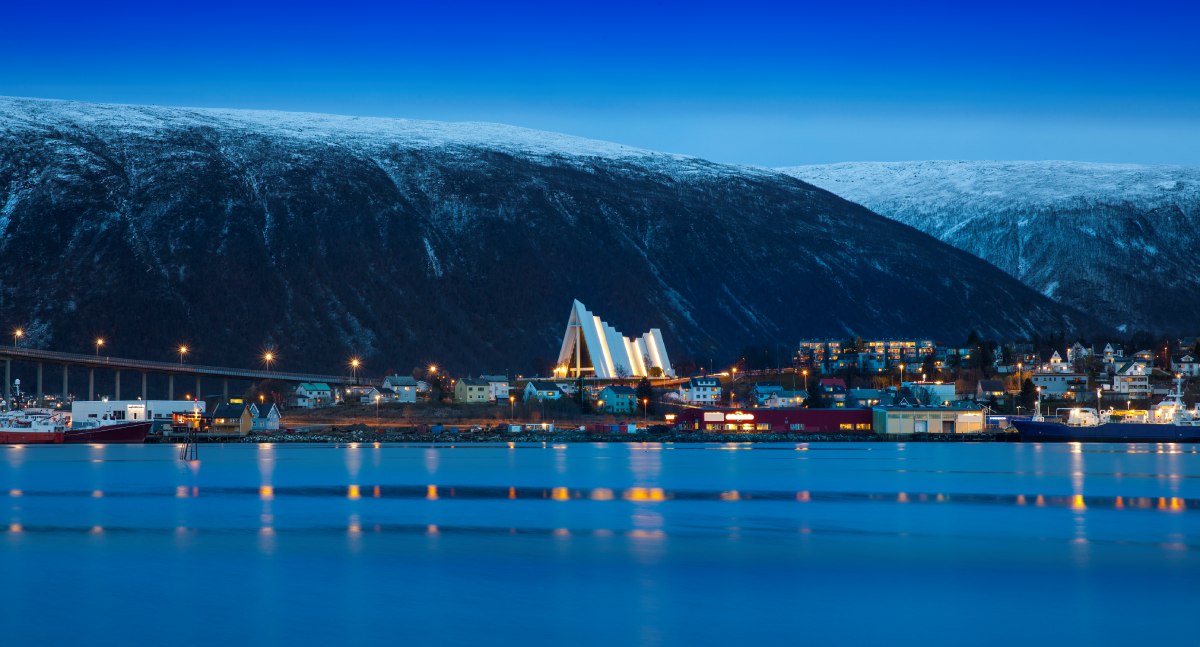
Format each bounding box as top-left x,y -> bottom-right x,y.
0,98 -> 1097,373
783,160 -> 1200,334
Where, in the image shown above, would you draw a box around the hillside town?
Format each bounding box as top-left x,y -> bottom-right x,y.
4,302 -> 1200,440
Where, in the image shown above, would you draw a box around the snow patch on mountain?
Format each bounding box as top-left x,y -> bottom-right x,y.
782,160 -> 1200,333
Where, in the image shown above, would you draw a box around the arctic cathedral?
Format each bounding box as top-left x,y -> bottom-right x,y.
555,300 -> 675,379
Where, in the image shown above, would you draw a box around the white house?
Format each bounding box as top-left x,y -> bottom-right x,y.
1111,362 -> 1151,400
680,377 -> 721,405
1067,342 -> 1091,364
382,375 -> 419,403
1172,354 -> 1200,378
294,382 -> 334,408
480,375 -> 511,402
251,402 -> 282,432
764,390 -> 807,408
752,383 -> 783,406
524,381 -> 564,402
1032,371 -> 1087,398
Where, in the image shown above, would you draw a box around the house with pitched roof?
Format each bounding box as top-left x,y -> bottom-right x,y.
212,402 -> 253,435
454,377 -> 491,404
524,381 -> 564,402
480,375 -> 510,402
680,377 -> 721,405
382,375 -> 419,403
293,382 -> 333,408
1172,354 -> 1200,377
598,385 -> 637,414
251,402 -> 282,432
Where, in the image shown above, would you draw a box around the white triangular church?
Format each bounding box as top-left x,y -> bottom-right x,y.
556,300 -> 674,379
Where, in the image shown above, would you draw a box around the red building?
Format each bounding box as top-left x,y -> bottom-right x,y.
673,408 -> 873,434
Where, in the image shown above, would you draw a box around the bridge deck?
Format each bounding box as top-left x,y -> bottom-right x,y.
0,345 -> 365,385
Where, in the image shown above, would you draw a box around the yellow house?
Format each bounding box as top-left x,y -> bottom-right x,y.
454,378 -> 490,404
211,402 -> 254,435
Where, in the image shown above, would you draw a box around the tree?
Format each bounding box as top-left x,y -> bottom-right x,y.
805,388 -> 826,409
1019,378 -> 1037,412
614,364 -> 630,383
636,377 -> 654,414
920,353 -> 937,379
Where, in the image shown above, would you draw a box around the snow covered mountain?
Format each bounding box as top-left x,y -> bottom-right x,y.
0,98 -> 1096,373
783,161 -> 1200,334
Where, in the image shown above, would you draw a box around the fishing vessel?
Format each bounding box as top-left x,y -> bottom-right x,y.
64,415 -> 152,444
1013,376 -> 1200,442
0,409 -> 68,444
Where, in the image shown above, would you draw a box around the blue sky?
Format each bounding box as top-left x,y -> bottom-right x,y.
3,1 -> 1198,166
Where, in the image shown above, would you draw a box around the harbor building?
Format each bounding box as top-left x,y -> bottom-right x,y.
71,399 -> 204,435
555,300 -> 674,379
672,408 -> 872,434
871,405 -> 985,435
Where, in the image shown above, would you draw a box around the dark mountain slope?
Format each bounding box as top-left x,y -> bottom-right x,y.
0,98 -> 1097,374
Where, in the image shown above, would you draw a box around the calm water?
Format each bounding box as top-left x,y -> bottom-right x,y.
2,441 -> 1198,646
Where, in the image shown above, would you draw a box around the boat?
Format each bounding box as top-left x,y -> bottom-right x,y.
1013,376 -> 1200,442
0,409 -> 68,444
1,380 -> 68,444
64,417 -> 151,443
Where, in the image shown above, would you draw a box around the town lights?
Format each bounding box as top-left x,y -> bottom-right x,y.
429,364 -> 437,374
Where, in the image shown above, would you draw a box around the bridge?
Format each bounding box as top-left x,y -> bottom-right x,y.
0,344 -> 371,405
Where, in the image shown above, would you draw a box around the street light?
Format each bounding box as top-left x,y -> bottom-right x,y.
429,364 -> 437,374
13,328 -> 23,347
350,358 -> 361,383
642,397 -> 649,421
509,395 -> 516,421
899,363 -> 906,386
375,393 -> 381,418
95,337 -> 105,357
802,369 -> 808,392
263,351 -> 275,372
179,345 -> 188,365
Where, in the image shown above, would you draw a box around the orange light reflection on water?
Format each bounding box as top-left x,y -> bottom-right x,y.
624,487 -> 665,502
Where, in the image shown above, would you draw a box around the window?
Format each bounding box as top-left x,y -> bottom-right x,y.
856,423 -> 870,430
756,423 -> 770,431
839,423 -> 853,430
789,423 -> 805,431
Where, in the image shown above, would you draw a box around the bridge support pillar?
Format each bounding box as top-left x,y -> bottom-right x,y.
4,359 -> 10,408
89,369 -> 94,400
114,370 -> 121,400
36,362 -> 43,406
223,378 -> 229,402
62,365 -> 68,402
168,374 -> 174,400
141,372 -> 148,401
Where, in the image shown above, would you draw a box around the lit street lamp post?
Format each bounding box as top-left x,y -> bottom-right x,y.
95,338 -> 105,358
642,398 -> 649,421
350,358 -> 361,384
13,328 -> 23,347
802,369 -> 808,392
509,395 -> 515,421
263,352 -> 275,372
179,345 -> 188,365
375,393 -> 381,418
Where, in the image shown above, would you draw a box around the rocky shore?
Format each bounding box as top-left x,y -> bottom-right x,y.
216,425 -> 1015,444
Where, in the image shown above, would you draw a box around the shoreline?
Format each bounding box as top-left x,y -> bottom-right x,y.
148,427 -> 1018,444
